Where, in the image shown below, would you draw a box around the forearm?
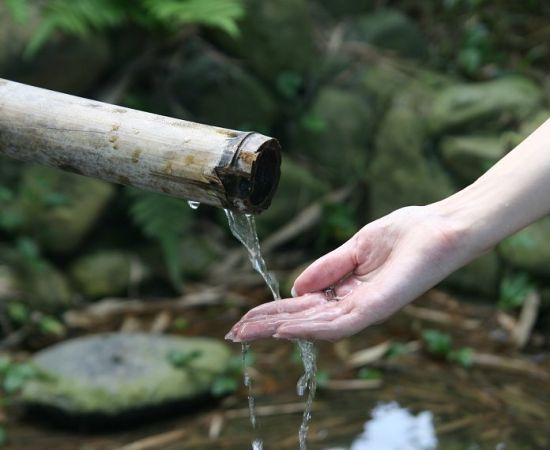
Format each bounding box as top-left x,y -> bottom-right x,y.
435,118 -> 550,255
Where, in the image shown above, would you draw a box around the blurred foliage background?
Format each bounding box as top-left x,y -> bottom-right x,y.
1,1 -> 550,448
1,0 -> 550,359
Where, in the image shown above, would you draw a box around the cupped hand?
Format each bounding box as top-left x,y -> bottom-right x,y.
227,205 -> 477,342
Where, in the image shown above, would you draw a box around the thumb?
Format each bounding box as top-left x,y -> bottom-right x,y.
292,239 -> 356,295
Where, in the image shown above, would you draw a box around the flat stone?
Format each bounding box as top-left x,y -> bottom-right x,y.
22,333 -> 231,417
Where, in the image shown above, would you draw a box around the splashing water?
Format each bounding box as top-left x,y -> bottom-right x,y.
187,200 -> 200,210
225,209 -> 318,450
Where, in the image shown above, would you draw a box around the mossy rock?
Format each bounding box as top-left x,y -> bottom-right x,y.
14,165 -> 114,254
369,90 -> 454,219
211,0 -> 319,85
440,135 -> 509,184
360,60 -> 451,121
255,157 -> 328,234
23,333 -> 232,417
345,9 -> 428,61
291,86 -> 374,183
70,251 -> 132,299
172,38 -> 278,131
315,0 -> 370,17
0,244 -> 72,311
499,217 -> 550,276
429,77 -> 543,134
442,251 -> 500,298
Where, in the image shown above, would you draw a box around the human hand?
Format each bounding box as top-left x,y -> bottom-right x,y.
227,205 -> 478,342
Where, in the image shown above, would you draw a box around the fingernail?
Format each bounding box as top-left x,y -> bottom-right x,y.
224,331 -> 236,341
291,287 -> 298,297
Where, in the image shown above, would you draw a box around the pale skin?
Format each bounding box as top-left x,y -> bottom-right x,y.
227,118 -> 550,342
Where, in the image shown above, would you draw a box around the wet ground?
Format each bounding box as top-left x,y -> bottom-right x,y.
3,289 -> 549,450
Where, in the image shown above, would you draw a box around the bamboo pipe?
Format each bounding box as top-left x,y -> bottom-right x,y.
0,78 -> 281,213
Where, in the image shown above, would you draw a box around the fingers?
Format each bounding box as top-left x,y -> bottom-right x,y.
227,295 -> 353,342
237,293 -> 326,321
274,313 -> 366,341
293,239 -> 357,295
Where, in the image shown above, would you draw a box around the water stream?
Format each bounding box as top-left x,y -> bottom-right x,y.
224,210 -> 318,450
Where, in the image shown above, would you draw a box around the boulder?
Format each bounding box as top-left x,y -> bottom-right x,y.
173,38 -> 278,131
440,135 -> 508,184
22,333 -> 232,417
0,244 -> 72,311
70,251 -> 132,299
345,9 -> 428,61
211,0 -> 319,85
255,157 -> 328,234
291,86 -> 374,184
499,216 -> 550,276
442,251 -> 500,298
315,0 -> 369,17
430,77 -> 543,134
15,165 -> 114,254
369,91 -> 455,219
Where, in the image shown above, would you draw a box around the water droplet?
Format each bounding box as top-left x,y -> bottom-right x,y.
187,200 -> 200,210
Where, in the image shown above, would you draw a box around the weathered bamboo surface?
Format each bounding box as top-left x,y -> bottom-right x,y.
0,78 -> 281,213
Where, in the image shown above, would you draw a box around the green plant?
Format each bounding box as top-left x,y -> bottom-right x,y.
210,351 -> 255,397
422,329 -> 474,368
127,188 -> 194,290
422,329 -> 453,356
357,367 -> 382,380
4,0 -> 245,57
448,347 -> 473,368
166,349 -> 202,368
315,369 -> 330,388
0,356 -> 36,398
499,272 -> 535,311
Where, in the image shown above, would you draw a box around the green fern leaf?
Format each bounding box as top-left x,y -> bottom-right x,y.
141,0 -> 244,36
127,188 -> 193,290
24,0 -> 126,57
4,0 -> 30,24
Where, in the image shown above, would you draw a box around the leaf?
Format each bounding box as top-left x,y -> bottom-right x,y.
499,272 -> 535,311
167,349 -> 202,368
25,0 -> 126,57
3,362 -> 36,394
357,368 -> 383,380
127,188 -> 193,289
39,316 -> 65,336
422,329 -> 452,356
448,347 -> 473,368
7,302 -> 29,324
4,0 -> 29,24
141,0 -> 245,36
211,375 -> 238,396
315,369 -> 330,388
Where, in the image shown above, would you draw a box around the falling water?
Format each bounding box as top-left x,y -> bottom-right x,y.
225,209 -> 318,450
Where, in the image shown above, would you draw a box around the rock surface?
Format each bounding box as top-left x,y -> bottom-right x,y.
15,166 -> 114,254
440,134 -> 508,184
70,251 -> 131,299
369,90 -> 454,219
23,333 -> 231,416
291,86 -> 373,183
499,217 -> 550,277
430,77 -> 542,134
